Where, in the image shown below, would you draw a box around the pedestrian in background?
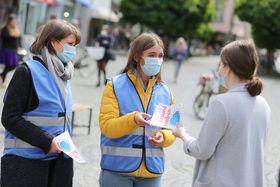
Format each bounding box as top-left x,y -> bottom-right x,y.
1,19 -> 80,187
0,14 -> 21,86
99,32 -> 175,187
172,37 -> 188,83
278,169 -> 280,187
172,40 -> 271,187
95,25 -> 113,87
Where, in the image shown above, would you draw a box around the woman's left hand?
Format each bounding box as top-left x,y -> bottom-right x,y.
172,125 -> 187,139
148,132 -> 164,147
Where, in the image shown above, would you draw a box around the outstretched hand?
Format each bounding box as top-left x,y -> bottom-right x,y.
172,125 -> 187,139
134,112 -> 152,126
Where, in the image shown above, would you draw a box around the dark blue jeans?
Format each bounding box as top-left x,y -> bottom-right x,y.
99,170 -> 162,187
174,59 -> 184,80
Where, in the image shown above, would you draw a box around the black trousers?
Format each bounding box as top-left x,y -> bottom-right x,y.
1,154 -> 73,187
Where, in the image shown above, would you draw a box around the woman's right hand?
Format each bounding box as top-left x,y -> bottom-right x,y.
49,138 -> 61,153
134,112 -> 152,126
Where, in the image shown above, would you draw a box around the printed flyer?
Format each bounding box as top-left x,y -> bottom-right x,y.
150,104 -> 183,129
55,131 -> 86,163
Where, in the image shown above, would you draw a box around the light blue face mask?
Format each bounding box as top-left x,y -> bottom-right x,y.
141,57 -> 163,76
218,75 -> 225,86
57,43 -> 76,64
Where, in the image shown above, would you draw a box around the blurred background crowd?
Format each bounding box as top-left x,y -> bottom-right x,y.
0,1 -> 279,186
0,0 -> 279,76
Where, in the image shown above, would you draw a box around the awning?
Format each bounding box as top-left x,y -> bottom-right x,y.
76,0 -> 95,8
91,6 -> 120,23
34,0 -> 56,6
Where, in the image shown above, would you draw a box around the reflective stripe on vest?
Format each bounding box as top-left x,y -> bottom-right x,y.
100,73 -> 171,174
22,116 -> 71,126
5,139 -> 34,149
131,127 -> 158,137
101,146 -> 164,157
3,60 -> 73,160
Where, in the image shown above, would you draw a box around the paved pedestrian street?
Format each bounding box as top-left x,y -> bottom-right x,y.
0,54 -> 279,186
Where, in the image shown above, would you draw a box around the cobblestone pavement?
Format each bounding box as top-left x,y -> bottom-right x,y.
0,54 -> 279,187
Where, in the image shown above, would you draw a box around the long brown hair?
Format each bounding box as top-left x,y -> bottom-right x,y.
30,19 -> 81,55
220,40 -> 263,96
122,32 -> 164,83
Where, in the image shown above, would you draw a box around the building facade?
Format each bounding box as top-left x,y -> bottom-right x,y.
207,0 -> 250,54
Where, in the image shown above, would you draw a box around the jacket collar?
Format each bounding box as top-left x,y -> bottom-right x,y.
127,70 -> 157,90
228,83 -> 248,93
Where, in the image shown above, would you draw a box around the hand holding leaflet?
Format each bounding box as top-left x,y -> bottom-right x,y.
55,131 -> 86,163
150,104 -> 183,129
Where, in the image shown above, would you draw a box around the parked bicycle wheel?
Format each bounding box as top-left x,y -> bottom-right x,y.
193,92 -> 210,120
75,57 -> 97,77
73,47 -> 97,77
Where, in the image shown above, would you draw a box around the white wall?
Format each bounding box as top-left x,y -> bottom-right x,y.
93,0 -> 111,9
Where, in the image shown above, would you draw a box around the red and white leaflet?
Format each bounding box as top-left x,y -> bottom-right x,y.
150,104 -> 182,129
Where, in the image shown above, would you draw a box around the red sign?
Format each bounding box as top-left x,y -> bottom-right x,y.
34,0 -> 56,6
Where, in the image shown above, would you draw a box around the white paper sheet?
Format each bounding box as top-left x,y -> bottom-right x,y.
150,104 -> 183,129
55,131 -> 86,163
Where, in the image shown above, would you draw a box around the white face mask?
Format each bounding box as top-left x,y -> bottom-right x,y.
101,30 -> 108,36
141,57 -> 163,76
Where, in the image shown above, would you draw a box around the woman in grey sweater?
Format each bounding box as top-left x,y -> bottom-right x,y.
173,40 -> 271,187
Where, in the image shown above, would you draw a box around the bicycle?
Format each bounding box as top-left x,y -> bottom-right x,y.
193,70 -> 219,120
73,47 -> 105,77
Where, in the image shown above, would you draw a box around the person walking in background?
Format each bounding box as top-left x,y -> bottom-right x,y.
278,169 -> 280,187
172,40 -> 271,187
172,37 -> 187,83
1,19 -> 80,187
95,25 -> 113,87
0,14 -> 21,86
99,32 -> 175,187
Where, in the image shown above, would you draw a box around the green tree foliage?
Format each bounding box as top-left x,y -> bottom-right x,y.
194,23 -> 214,41
120,0 -> 215,39
235,0 -> 280,50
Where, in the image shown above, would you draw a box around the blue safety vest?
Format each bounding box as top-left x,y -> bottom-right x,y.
100,73 -> 171,174
3,59 -> 72,160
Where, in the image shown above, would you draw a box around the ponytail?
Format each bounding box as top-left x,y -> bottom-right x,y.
246,77 -> 263,96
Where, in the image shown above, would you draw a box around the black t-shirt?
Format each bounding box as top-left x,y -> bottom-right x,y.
96,35 -> 112,50
1,26 -> 20,49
